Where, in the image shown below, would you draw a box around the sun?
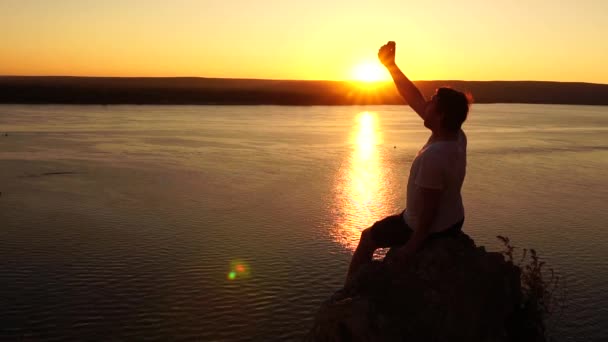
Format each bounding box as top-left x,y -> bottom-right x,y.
352,61 -> 387,82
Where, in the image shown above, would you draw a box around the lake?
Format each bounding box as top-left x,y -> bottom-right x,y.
1,104 -> 607,341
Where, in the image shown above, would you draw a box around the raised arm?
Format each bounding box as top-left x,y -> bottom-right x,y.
378,41 -> 427,119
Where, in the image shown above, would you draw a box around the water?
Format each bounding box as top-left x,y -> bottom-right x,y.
0,104 -> 607,341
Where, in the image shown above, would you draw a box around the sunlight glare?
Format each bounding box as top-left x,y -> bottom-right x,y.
330,111 -> 390,251
352,62 -> 387,82
356,112 -> 377,159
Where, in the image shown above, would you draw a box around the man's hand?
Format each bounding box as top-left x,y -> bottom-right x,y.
394,245 -> 413,263
389,187 -> 440,273
386,245 -> 413,274
378,41 -> 397,68
378,40 -> 428,119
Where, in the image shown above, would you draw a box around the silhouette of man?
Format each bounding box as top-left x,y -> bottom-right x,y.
345,41 -> 471,285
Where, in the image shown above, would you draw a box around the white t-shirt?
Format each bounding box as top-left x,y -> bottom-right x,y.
403,130 -> 467,233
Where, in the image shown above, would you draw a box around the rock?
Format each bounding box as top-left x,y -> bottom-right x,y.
308,233 -> 540,342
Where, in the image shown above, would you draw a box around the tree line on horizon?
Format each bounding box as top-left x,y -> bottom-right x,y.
1,76 -> 607,106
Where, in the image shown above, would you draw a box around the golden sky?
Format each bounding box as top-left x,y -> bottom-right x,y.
2,0 -> 607,83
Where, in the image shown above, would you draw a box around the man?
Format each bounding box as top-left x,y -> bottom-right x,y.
345,41 -> 471,285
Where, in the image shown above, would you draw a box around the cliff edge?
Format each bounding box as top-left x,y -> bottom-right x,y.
308,233 -> 545,341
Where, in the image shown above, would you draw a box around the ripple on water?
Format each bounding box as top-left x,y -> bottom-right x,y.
1,104 -> 607,341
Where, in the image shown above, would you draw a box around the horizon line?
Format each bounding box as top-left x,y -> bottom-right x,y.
1,75 -> 606,86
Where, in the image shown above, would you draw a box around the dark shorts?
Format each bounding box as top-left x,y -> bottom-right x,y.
370,210 -> 464,248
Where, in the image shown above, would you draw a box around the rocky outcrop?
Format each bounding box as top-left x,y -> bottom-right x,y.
308,233 -> 542,342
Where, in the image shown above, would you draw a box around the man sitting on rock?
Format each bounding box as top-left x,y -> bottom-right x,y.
345,41 -> 472,286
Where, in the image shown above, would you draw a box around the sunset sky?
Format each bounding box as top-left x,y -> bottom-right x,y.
2,0 -> 607,83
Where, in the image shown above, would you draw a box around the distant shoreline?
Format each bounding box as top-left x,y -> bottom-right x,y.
2,76 -> 608,106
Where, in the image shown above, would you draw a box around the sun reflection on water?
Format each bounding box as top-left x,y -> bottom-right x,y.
331,111 -> 390,251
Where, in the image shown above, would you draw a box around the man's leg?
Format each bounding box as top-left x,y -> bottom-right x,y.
345,227 -> 377,286
344,212 -> 411,286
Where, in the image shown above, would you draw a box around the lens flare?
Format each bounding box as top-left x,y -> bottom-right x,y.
227,260 -> 251,280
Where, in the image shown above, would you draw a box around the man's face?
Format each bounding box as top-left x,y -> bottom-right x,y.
423,95 -> 442,131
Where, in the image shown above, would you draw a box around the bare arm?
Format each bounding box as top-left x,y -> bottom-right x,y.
395,187 -> 441,260
378,41 -> 427,119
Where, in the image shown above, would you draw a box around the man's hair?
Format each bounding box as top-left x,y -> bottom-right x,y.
435,87 -> 472,131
